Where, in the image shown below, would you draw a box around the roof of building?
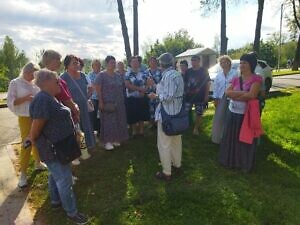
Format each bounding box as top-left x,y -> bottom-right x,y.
176,47 -> 217,58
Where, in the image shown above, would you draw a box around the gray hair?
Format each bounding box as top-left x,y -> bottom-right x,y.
20,62 -> 40,78
218,55 -> 232,65
158,52 -> 174,69
91,59 -> 101,67
34,69 -> 58,88
42,50 -> 61,67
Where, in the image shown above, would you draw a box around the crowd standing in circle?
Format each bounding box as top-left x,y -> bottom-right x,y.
7,49 -> 265,224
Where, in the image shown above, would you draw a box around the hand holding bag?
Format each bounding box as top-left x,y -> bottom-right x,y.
160,98 -> 189,136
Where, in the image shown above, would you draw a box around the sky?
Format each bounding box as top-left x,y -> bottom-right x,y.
0,0 -> 287,62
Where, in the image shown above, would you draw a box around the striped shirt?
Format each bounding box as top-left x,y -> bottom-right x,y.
155,67 -> 184,121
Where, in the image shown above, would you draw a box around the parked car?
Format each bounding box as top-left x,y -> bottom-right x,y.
208,59 -> 273,97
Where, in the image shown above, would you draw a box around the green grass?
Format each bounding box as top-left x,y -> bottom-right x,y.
27,89 -> 300,225
272,69 -> 300,77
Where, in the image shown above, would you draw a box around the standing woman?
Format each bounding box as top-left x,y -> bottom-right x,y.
211,55 -> 237,144
125,56 -> 150,137
7,62 -> 45,188
95,56 -> 129,150
219,53 -> 262,172
61,55 -> 96,152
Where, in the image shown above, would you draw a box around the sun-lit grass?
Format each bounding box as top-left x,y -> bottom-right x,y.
26,89 -> 300,225
272,69 -> 300,76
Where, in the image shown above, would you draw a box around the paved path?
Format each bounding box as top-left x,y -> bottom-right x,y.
270,74 -> 300,91
0,108 -> 35,225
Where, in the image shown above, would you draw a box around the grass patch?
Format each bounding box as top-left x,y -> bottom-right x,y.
272,69 -> 300,77
26,89 -> 300,225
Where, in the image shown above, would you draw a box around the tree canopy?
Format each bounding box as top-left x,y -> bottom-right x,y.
144,29 -> 203,63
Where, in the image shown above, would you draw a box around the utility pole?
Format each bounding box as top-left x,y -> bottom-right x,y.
277,3 -> 283,71
133,0 -> 139,56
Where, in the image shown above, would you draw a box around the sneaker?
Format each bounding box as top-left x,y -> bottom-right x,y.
72,176 -> 79,185
72,159 -> 81,166
112,142 -> 120,147
18,173 -> 28,188
34,162 -> 47,171
104,142 -> 114,151
68,212 -> 88,225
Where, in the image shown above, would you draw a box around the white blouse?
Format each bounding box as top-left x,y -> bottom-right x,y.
7,77 -> 40,117
213,69 -> 238,99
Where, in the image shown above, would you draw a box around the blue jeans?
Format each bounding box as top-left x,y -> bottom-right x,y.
46,160 -> 77,217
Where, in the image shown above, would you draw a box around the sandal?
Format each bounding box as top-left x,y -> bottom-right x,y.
155,171 -> 171,181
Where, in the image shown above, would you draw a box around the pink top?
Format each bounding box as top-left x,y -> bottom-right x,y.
229,74 -> 262,114
56,78 -> 72,102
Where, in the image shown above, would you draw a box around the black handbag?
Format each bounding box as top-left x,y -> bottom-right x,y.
160,99 -> 189,136
44,132 -> 81,165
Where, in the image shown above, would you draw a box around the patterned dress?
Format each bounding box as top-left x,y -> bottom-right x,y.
146,69 -> 162,120
95,72 -> 129,143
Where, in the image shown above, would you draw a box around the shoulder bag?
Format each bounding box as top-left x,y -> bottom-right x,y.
160,97 -> 189,136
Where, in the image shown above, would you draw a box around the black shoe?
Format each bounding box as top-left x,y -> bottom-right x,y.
172,166 -> 183,177
68,212 -> 88,225
51,202 -> 62,209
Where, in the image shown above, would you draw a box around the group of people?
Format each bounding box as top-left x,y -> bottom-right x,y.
7,49 -> 264,224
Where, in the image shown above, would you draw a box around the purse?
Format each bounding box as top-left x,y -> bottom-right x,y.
160,98 -> 189,136
103,102 -> 117,113
44,132 -> 81,165
87,99 -> 95,112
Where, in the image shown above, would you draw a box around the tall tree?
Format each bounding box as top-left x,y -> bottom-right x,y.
133,0 -> 139,56
0,36 -> 28,80
117,0 -> 132,63
290,0 -> 300,70
253,0 -> 264,54
200,0 -> 228,55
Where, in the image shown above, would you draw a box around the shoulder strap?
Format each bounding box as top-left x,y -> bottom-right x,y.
67,73 -> 88,101
239,76 -> 243,91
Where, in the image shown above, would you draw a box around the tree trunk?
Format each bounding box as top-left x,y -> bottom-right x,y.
220,0 -> 228,55
117,0 -> 132,63
133,0 -> 139,56
292,33 -> 300,70
253,0 -> 264,54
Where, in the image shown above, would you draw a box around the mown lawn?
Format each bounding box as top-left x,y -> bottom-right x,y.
27,89 -> 300,225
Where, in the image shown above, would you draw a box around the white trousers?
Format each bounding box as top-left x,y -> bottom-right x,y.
157,121 -> 182,175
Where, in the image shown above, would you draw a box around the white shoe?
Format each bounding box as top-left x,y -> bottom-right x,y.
18,173 -> 28,188
104,142 -> 114,151
72,175 -> 79,185
80,148 -> 91,160
72,159 -> 81,166
35,162 -> 47,171
113,142 -> 120,147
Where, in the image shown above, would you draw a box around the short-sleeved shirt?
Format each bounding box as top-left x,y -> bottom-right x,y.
30,91 -> 75,162
87,71 -> 99,100
229,74 -> 262,114
125,70 -> 148,98
55,78 -> 72,102
184,67 -> 210,103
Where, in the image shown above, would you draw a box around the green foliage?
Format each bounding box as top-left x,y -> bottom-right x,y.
228,38 -> 297,68
0,65 -> 9,92
144,29 -> 203,63
0,36 -> 28,81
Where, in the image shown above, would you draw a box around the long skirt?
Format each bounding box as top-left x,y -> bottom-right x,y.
211,96 -> 229,144
218,111 -> 257,172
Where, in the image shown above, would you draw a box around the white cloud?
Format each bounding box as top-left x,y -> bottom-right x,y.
0,0 -> 285,65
